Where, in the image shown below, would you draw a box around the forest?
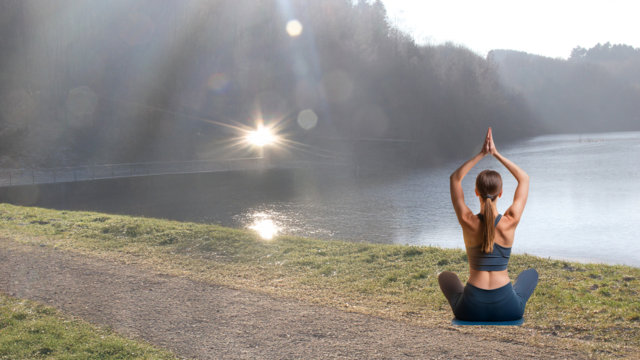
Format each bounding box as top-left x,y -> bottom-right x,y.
489,43 -> 640,133
1,0 -> 637,169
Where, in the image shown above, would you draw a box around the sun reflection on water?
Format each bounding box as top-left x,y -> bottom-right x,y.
236,208 -> 335,241
248,212 -> 280,240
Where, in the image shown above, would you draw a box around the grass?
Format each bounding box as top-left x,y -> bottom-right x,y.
0,293 -> 177,359
1,203 -> 639,358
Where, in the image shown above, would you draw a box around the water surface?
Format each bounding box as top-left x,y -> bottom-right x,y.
3,132 -> 639,266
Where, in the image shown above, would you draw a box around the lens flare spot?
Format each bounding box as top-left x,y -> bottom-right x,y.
297,109 -> 318,130
249,216 -> 280,240
286,19 -> 303,37
246,125 -> 276,146
207,73 -> 230,93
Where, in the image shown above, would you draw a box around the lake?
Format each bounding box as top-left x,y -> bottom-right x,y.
2,132 -> 639,266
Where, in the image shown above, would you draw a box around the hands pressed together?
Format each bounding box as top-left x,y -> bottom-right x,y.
481,127 -> 498,156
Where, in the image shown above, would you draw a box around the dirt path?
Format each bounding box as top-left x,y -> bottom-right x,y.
0,238 -> 582,359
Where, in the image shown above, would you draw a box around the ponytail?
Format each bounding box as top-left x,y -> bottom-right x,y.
476,169 -> 503,253
482,197 -> 495,253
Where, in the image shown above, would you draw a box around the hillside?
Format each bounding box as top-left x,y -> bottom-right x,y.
0,0 -> 536,168
489,44 -> 640,133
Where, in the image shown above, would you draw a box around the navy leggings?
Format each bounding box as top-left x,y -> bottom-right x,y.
438,269 -> 538,321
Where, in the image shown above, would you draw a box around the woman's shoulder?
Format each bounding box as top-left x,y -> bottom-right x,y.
459,212 -> 483,231
497,212 -> 520,231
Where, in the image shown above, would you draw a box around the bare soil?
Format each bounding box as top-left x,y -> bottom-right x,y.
0,238 -> 584,359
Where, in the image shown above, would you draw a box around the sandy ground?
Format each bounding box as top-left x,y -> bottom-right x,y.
0,238 -> 584,359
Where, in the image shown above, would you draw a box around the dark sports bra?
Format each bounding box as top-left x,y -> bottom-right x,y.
467,214 -> 511,271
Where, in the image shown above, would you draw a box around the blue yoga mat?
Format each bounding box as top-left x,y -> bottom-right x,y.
451,318 -> 524,326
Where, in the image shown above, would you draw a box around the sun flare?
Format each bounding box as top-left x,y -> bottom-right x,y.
246,125 -> 277,147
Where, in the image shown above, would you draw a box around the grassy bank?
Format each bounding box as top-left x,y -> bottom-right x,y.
1,204 -> 639,358
0,293 -> 177,359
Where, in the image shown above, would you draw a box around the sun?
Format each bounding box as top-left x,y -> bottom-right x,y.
246,124 -> 277,147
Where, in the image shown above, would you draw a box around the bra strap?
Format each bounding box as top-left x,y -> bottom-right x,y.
477,213 -> 503,226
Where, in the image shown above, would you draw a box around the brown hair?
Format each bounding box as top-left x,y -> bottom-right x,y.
476,170 -> 503,253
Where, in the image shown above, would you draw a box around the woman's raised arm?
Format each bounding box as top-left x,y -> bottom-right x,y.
450,130 -> 491,226
487,129 -> 529,223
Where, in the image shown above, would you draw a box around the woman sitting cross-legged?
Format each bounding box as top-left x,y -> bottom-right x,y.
439,127 -> 538,322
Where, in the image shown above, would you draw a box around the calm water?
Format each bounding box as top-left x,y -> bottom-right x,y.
231,132 -> 640,267
3,132 -> 639,266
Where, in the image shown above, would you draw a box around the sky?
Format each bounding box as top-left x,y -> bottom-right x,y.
381,0 -> 640,59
